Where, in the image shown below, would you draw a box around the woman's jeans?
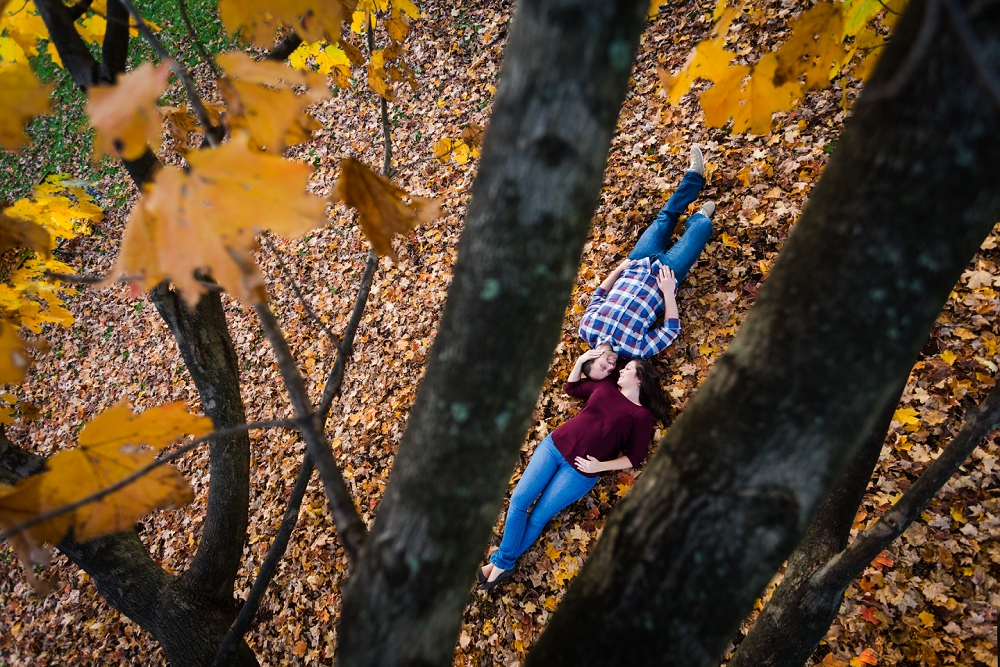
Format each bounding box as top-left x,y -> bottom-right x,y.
490,435 -> 598,570
628,170 -> 711,282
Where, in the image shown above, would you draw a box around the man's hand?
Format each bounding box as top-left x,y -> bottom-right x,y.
656,265 -> 677,295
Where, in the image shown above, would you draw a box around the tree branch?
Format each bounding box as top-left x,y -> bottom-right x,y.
97,0 -> 129,84
267,33 -> 304,61
210,454 -> 314,667
114,0 -> 221,146
260,236 -> 340,345
367,20 -> 393,177
67,0 -> 94,20
0,419 -> 298,542
213,250 -> 378,665
819,377 -> 1000,584
176,0 -> 223,78
253,302 -> 368,562
34,0 -> 100,87
319,250 -> 377,419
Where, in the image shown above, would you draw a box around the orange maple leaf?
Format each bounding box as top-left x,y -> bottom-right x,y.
87,61 -> 172,160
333,158 -> 440,260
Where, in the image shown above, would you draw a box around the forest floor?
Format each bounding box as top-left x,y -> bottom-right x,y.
1,0 -> 998,666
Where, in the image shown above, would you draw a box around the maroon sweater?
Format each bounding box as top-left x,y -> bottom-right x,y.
550,378 -> 654,478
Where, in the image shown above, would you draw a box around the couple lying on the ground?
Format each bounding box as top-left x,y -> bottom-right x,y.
478,146 -> 716,590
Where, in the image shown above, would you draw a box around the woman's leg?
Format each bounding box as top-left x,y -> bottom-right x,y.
512,456 -> 598,558
628,171 -> 706,261
488,436 -> 561,571
658,211 -> 713,283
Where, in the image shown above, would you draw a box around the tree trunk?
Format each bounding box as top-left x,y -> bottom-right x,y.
524,2 -> 1000,665
726,383 -> 905,667
338,0 -> 650,664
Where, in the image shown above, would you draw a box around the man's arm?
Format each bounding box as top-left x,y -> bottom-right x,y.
598,259 -> 633,294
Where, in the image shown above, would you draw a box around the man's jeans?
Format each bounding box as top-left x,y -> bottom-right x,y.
628,170 -> 711,282
489,435 -> 597,570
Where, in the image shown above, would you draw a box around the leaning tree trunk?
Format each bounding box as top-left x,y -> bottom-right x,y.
521,1 -> 1000,665
30,1 -> 258,663
726,384 -> 905,667
338,0 -> 651,664
730,371 -> 1000,667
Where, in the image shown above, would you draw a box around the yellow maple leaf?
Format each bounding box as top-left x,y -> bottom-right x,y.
367,49 -> 395,101
704,53 -> 801,135
772,2 -> 846,90
433,137 -> 453,162
0,64 -> 53,150
392,0 -> 420,19
333,158 -> 440,260
544,542 -> 563,561
940,349 -> 957,365
87,61 -> 172,160
316,44 -> 353,87
0,402 -> 211,545
386,8 -> 410,42
0,34 -> 29,65
105,133 -> 328,306
1,0 -> 49,58
219,0 -> 343,48
661,6 -> 741,105
217,51 -> 330,153
3,174 -> 102,246
0,321 -> 30,384
892,407 -> 919,426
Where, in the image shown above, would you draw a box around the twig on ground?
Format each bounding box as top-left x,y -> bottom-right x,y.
0,419 -> 300,541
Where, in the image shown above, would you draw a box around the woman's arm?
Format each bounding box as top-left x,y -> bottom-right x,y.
568,348 -> 603,383
574,455 -> 633,474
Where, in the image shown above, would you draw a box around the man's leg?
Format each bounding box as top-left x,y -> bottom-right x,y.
629,166 -> 707,261
659,210 -> 713,283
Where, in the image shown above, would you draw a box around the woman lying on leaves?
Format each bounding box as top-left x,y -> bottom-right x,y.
477,346 -> 670,590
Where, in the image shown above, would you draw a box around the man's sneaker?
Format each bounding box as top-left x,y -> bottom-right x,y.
689,145 -> 705,176
699,201 -> 716,218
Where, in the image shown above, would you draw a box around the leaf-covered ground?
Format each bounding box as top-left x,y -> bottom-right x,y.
1,0 -> 998,666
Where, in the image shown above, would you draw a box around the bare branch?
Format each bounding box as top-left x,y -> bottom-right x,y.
260,236 -> 340,345
817,378 -> 1000,585
211,453 -> 314,667
114,0 -> 222,146
942,0 -> 1000,113
253,302 -> 368,561
0,419 -> 299,542
267,33 -> 304,61
67,0 -> 94,20
368,20 -> 394,177
176,0 -> 223,78
319,250 -> 377,419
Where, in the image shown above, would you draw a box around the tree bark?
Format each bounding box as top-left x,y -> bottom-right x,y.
150,284 -> 252,602
338,0 -> 650,665
726,382 -> 905,667
523,2 -> 1000,666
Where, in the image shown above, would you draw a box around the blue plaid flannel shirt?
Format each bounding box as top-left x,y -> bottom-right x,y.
578,257 -> 681,359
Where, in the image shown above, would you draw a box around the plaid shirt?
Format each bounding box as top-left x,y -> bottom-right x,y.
579,257 -> 680,358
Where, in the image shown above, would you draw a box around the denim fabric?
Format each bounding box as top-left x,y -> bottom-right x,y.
489,435 -> 598,570
628,170 -> 711,282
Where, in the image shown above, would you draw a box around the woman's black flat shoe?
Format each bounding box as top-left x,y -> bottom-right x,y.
476,566 -> 488,584
478,568 -> 514,591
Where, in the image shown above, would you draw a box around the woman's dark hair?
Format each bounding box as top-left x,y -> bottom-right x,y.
633,360 -> 671,422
